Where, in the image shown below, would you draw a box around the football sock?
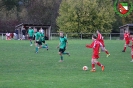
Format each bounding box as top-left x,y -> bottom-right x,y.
42,45 -> 47,48
124,47 -> 126,51
63,52 -> 69,55
132,55 -> 133,59
92,64 -> 95,69
97,62 -> 102,67
30,40 -> 32,44
36,47 -> 38,52
60,55 -> 63,60
105,50 -> 109,54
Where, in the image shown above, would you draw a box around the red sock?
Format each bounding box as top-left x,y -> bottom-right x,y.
124,47 -> 126,51
132,55 -> 133,59
92,64 -> 95,69
97,62 -> 102,67
105,50 -> 109,54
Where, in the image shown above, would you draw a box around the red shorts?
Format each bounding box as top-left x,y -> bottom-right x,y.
92,54 -> 99,59
125,40 -> 130,45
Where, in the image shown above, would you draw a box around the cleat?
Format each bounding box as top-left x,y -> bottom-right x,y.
130,60 -> 133,62
67,53 -> 70,56
46,46 -> 48,51
35,51 -> 38,53
106,54 -> 110,57
90,69 -> 96,72
122,50 -> 125,52
101,66 -> 105,71
30,44 -> 33,46
59,60 -> 63,62
46,44 -> 48,51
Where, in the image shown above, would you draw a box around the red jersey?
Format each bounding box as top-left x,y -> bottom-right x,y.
97,33 -> 103,41
124,33 -> 130,41
97,33 -> 105,47
86,40 -> 100,56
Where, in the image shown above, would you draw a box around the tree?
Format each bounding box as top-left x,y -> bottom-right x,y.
57,0 -> 116,33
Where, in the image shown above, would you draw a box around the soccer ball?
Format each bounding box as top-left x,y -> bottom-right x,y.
83,66 -> 88,71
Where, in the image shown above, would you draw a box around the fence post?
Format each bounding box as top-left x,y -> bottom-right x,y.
110,33 -> 111,40
66,34 -> 67,38
2,33 -> 3,40
81,33 -> 82,40
50,33 -> 52,40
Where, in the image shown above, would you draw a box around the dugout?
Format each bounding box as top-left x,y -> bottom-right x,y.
119,24 -> 133,39
15,23 -> 51,40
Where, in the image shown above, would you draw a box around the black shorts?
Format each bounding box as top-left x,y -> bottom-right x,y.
29,36 -> 33,39
42,40 -> 45,43
36,41 -> 42,45
59,47 -> 66,53
33,35 -> 35,40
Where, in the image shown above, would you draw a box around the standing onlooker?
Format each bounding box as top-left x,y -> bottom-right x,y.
15,29 -> 18,40
22,27 -> 26,40
28,27 -> 34,46
6,32 -> 11,40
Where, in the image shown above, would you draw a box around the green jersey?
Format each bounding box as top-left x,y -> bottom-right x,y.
28,29 -> 34,37
35,32 -> 41,41
59,37 -> 67,49
40,33 -> 45,41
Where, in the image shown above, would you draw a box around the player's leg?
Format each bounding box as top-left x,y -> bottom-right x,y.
62,47 -> 70,56
35,42 -> 39,53
91,59 -> 96,72
122,43 -> 127,52
29,37 -> 33,46
131,50 -> 133,62
94,59 -> 105,71
122,41 -> 130,52
103,47 -> 110,57
42,41 -> 48,50
59,49 -> 63,62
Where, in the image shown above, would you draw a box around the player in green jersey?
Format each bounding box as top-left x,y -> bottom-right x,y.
38,29 -> 48,50
28,27 -> 34,46
57,32 -> 70,62
34,29 -> 48,53
34,28 -> 42,53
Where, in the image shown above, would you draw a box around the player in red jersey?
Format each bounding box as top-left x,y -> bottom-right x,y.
122,30 -> 130,52
129,35 -> 133,62
86,34 -> 105,72
96,30 -> 110,57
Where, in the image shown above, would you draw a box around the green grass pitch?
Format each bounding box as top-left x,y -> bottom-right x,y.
0,39 -> 133,88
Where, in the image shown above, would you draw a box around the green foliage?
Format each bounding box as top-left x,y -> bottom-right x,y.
57,0 -> 116,33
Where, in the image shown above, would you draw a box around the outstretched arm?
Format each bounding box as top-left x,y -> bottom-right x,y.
86,42 -> 94,48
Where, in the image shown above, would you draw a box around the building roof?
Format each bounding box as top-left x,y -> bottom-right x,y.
15,23 -> 51,29
119,24 -> 133,28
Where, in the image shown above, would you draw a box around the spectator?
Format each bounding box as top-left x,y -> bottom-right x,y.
15,29 -> 18,39
6,32 -> 11,40
22,27 -> 26,40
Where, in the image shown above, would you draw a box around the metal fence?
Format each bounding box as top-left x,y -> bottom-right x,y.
50,33 -> 122,40
0,33 -> 123,40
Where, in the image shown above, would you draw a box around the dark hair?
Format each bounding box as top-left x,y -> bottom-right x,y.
92,34 -> 97,39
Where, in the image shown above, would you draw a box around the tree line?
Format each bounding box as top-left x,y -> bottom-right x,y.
0,0 -> 133,33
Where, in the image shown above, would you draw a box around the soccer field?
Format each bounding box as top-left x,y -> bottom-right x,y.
0,39 -> 133,88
